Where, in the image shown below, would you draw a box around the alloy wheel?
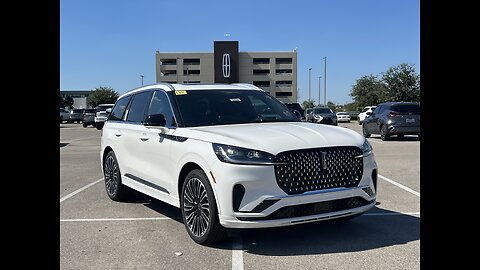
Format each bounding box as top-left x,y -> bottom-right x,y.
183,177 -> 210,237
104,155 -> 119,196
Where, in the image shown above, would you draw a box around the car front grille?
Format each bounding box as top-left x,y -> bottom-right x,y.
274,146 -> 363,195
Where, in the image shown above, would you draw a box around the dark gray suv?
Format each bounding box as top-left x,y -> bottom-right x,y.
310,107 -> 337,126
362,102 -> 420,141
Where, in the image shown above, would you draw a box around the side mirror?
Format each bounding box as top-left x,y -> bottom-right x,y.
106,108 -> 112,113
144,114 -> 166,127
366,111 -> 372,116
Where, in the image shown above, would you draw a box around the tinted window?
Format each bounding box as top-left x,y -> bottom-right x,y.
72,109 -> 84,113
361,107 -> 369,113
109,96 -> 132,121
126,91 -> 153,123
84,109 -> 97,113
372,106 -> 382,114
96,105 -> 113,112
313,108 -> 332,114
146,91 -> 176,127
390,104 -> 420,114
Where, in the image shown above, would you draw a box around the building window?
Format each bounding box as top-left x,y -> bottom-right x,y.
276,69 -> 292,75
276,58 -> 292,64
253,69 -> 270,75
253,81 -> 270,87
253,58 -> 270,64
276,80 -> 292,87
183,58 -> 200,65
183,81 -> 201,84
160,59 -> 177,65
183,69 -> 200,75
164,81 -> 177,83
163,70 -> 176,76
275,92 -> 293,97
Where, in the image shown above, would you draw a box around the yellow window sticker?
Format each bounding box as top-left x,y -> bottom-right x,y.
175,90 -> 187,95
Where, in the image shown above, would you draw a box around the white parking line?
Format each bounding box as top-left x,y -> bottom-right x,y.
60,178 -> 103,203
232,238 -> 244,270
60,217 -> 178,222
367,138 -> 383,144
378,174 -> 420,197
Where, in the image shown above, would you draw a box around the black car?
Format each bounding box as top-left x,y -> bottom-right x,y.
310,107 -> 337,126
362,102 -> 420,141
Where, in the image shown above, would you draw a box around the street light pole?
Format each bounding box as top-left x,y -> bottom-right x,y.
323,56 -> 327,105
318,76 -> 322,105
141,75 -> 144,86
308,68 -> 312,101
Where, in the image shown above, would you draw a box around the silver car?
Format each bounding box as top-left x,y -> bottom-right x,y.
94,104 -> 115,130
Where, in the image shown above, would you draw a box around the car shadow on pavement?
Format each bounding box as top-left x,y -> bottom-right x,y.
127,192 -> 183,222
369,135 -> 420,142
60,143 -> 69,148
233,207 -> 419,255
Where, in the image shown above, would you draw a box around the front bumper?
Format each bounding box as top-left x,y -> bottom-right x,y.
211,153 -> 378,228
95,116 -> 108,123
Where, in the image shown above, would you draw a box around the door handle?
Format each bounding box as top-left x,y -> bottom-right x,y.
115,130 -> 122,137
140,132 -> 149,141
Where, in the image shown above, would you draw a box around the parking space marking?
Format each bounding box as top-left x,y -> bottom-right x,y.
60,217 -> 180,222
378,174 -> 420,197
60,178 -> 103,203
232,237 -> 244,270
61,135 -> 100,143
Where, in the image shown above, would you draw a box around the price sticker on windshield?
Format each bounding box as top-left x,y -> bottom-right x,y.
175,90 -> 187,95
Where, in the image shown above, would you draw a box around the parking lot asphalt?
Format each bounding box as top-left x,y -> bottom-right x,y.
60,121 -> 420,270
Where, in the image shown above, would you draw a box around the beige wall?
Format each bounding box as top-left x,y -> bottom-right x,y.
156,50 -> 297,103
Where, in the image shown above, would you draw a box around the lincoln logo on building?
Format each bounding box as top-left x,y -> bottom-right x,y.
222,53 -> 230,78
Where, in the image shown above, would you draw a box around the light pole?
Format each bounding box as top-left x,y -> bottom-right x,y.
318,76 -> 322,105
176,57 -> 179,83
323,56 -> 327,105
308,68 -> 312,101
141,75 -> 144,86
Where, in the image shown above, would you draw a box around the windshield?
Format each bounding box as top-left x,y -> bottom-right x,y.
173,90 -> 300,127
313,108 -> 332,114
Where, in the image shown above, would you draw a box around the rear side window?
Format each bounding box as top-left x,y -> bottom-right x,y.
126,91 -> 153,123
109,96 -> 132,121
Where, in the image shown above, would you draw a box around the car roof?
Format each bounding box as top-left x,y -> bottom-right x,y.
118,83 -> 263,99
378,102 -> 419,106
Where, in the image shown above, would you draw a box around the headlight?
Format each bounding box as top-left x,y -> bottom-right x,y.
212,143 -> 279,165
360,139 -> 373,157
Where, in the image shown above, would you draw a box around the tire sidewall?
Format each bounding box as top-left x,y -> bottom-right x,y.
181,169 -> 219,244
104,151 -> 122,200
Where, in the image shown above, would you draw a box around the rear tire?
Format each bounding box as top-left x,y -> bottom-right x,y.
380,125 -> 390,141
103,151 -> 131,201
181,169 -> 226,245
83,123 -> 88,128
362,123 -> 371,138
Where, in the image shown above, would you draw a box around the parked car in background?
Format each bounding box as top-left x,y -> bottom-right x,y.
310,107 -> 337,125
68,109 -> 84,123
284,103 -> 305,121
94,104 -> 115,130
289,109 -> 302,120
82,108 -> 97,127
305,108 -> 313,122
358,106 -> 376,125
59,108 -> 69,123
336,112 -> 351,123
101,83 -> 378,245
362,102 -> 420,141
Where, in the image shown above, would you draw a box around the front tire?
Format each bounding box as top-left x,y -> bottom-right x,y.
83,123 -> 88,128
103,151 -> 131,201
181,169 -> 226,245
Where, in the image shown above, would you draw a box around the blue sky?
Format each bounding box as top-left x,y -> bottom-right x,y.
60,0 -> 419,105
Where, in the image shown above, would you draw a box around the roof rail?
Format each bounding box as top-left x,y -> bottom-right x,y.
230,83 -> 261,90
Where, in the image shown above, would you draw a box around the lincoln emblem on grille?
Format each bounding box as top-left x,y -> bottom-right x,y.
321,151 -> 327,170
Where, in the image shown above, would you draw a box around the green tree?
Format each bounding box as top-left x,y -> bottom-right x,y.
326,101 -> 336,111
59,95 -> 65,108
87,86 -> 119,108
63,96 -> 74,109
381,63 -> 420,102
350,74 -> 387,109
301,99 -> 316,109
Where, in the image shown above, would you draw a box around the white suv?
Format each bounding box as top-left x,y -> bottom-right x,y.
94,104 -> 115,130
101,83 -> 378,245
358,106 -> 377,125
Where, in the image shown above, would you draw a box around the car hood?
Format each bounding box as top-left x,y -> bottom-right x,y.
175,122 -> 364,155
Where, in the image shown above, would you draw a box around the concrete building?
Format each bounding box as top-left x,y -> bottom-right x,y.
155,41 -> 298,103
60,90 -> 93,109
